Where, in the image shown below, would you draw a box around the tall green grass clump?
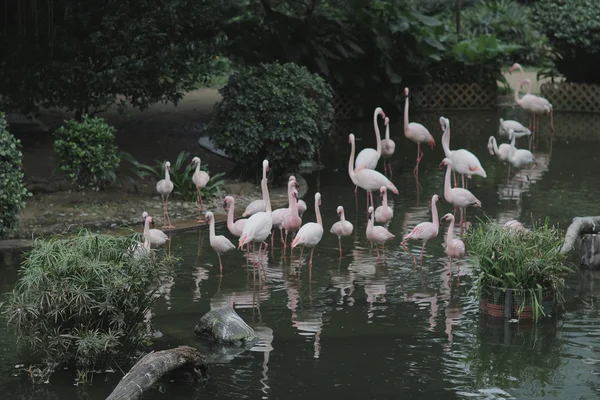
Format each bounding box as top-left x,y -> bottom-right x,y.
3,230 -> 176,381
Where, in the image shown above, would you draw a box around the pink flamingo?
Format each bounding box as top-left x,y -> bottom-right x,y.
131,217 -> 152,259
243,160 -> 269,217
404,87 -> 435,176
353,107 -> 386,202
366,206 -> 395,260
141,211 -> 170,252
487,136 -> 511,162
271,177 -> 298,248
156,161 -> 175,229
330,205 -> 353,257
374,186 -> 393,227
381,117 -> 395,178
206,211 -> 235,276
400,194 -> 440,265
191,157 -> 210,221
440,158 -> 481,229
440,116 -> 486,189
223,196 -> 247,237
348,133 -> 399,210
440,213 -> 465,272
507,129 -> 536,171
499,118 -> 530,139
291,192 -> 324,271
513,77 -> 553,147
282,188 -> 303,249
239,160 -> 272,260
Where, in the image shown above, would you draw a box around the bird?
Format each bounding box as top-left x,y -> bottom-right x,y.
348,133 -> 399,210
487,136 -> 511,162
141,211 -> 170,249
374,186 -> 393,227
507,129 -> 536,171
504,220 -> 529,233
131,216 -> 152,259
498,118 -> 531,139
292,192 -> 324,271
440,213 -> 466,271
381,117 -> 396,178
223,196 -> 247,237
282,188 -> 303,249
440,158 -> 481,229
191,157 -> 210,222
514,78 -> 553,147
206,211 -> 235,276
355,107 -> 385,171
440,116 -> 486,188
404,87 -> 435,176
239,160 -> 273,259
400,194 -> 440,265
271,177 -> 298,248
366,206 -> 395,260
330,205 -> 353,257
297,200 -> 307,218
243,160 -> 270,217
156,161 -> 175,229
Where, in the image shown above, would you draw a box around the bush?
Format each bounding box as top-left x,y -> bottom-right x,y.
207,62 -> 334,181
3,230 -> 176,381
53,115 -> 120,188
0,112 -> 30,237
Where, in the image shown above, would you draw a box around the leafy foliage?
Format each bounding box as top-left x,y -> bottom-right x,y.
53,116 -> 120,188
0,112 -> 31,237
121,151 -> 225,201
3,230 -> 177,380
207,62 -> 334,181
533,0 -> 600,83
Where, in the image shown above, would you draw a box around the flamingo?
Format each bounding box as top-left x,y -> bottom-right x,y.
381,117 -> 395,178
223,196 -> 247,237
348,133 -> 399,210
507,129 -> 536,171
487,136 -> 511,162
156,161 -> 175,229
374,186 -> 393,227
206,211 -> 235,276
239,160 -> 272,260
291,192 -> 324,270
400,194 -> 440,265
404,87 -> 435,176
243,160 -> 269,217
440,213 -> 465,272
440,158 -> 481,229
141,211 -> 170,250
191,157 -> 210,222
366,206 -> 395,260
504,220 -> 529,233
513,78 -> 553,147
282,188 -> 303,249
271,177 -> 297,248
440,116 -> 487,188
498,118 -> 531,139
131,217 -> 152,259
355,107 -> 385,170
330,206 -> 353,257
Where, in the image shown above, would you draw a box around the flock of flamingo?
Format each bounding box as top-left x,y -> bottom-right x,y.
133,63 -> 550,276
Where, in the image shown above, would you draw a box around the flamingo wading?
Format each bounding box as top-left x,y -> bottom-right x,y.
401,194 -> 440,265
292,192 -> 324,271
330,206 -> 353,257
191,157 -> 210,221
381,117 -> 395,178
156,161 -> 175,229
404,87 -> 435,176
366,206 -> 395,260
206,211 -> 235,276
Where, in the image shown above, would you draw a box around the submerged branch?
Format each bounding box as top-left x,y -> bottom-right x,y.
560,216 -> 600,255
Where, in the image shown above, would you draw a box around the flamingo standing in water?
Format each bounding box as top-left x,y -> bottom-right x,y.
512,76 -> 553,147
404,87 -> 435,176
292,192 -> 324,272
353,107 -> 386,202
141,211 -> 170,252
487,136 -> 511,162
440,158 -> 481,229
191,157 -> 210,222
243,160 -> 269,217
223,196 -> 247,238
132,217 -> 152,259
330,206 -> 353,257
381,117 -> 396,178
206,211 -> 235,276
507,129 -> 536,172
499,118 -> 531,139
348,134 -> 399,210
440,116 -> 486,188
366,206 -> 395,260
440,213 -> 465,273
156,161 -> 175,229
271,177 -> 298,248
282,188 -> 302,250
400,194 -> 440,265
374,186 -> 393,227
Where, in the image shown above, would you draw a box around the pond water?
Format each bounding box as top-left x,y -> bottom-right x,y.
2,110 -> 600,399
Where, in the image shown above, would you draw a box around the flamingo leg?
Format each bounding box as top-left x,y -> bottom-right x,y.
376,244 -> 381,260
419,242 -> 427,265
354,186 -> 358,211
218,253 -> 223,277
281,229 -> 286,248
389,159 -> 393,179
196,188 -> 204,222
298,246 -> 304,269
160,195 -> 168,229
165,195 -> 175,229
401,241 -> 418,265
262,241 -> 269,260
271,229 -> 275,249
413,143 -> 422,176
338,236 -> 342,257
461,174 -> 465,189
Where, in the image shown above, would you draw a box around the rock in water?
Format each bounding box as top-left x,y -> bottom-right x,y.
194,307 -> 258,344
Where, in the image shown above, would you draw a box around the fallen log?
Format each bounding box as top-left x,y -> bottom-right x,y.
560,216 -> 600,255
106,346 -> 207,400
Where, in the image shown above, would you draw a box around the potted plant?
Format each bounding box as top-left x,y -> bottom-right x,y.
465,219 -> 573,322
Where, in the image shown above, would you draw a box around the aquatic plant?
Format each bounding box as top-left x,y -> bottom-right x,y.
0,112 -> 31,237
3,229 -> 177,382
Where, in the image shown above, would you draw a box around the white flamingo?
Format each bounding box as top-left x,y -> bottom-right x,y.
487,136 -> 511,162
366,206 -> 395,260
508,130 -> 536,171
510,63 -> 554,137
348,133 -> 399,210
243,160 -> 269,217
400,194 -> 440,265
440,213 -> 465,273
355,107 -> 385,170
440,116 -> 486,188
374,186 -> 393,227
381,117 -> 395,178
131,217 -> 152,259
223,196 -> 247,237
404,87 -> 435,176
330,206 -> 353,257
156,161 -> 175,229
292,192 -> 324,270
271,177 -> 297,248
191,157 -> 210,221
282,188 -> 303,249
498,118 -> 531,139
440,158 -> 481,228
141,211 -> 170,250
239,160 -> 273,259
206,211 -> 235,276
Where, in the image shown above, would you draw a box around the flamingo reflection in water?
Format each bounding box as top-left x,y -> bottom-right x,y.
286,276 -> 323,359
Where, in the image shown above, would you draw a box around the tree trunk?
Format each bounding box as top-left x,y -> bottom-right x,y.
560,216 -> 600,255
106,346 -> 208,400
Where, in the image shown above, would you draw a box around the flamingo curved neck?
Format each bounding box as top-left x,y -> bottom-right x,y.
164,165 -> 171,181
262,178 -> 272,213
404,96 -> 409,133
195,162 -> 201,173
262,164 -> 268,180
143,218 -> 151,236
374,110 -> 382,156
490,137 -> 500,154
290,195 -> 299,218
509,135 -> 517,160
382,191 -> 388,207
385,123 -> 390,140
514,82 -> 523,105
446,217 -> 455,244
441,123 -> 451,157
287,182 -> 294,207
209,216 -> 215,238
340,210 -> 346,221
432,200 -> 439,229
367,213 -> 373,232
315,200 -> 322,227
348,138 -> 356,179
444,164 -> 452,199
227,201 -> 235,231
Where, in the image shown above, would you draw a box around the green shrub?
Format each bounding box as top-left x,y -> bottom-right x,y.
3,230 -> 176,381
53,115 -> 120,188
206,62 -> 334,181
0,112 -> 30,237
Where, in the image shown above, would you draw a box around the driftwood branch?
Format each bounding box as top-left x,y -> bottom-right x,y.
560,216 -> 600,255
106,346 -> 207,400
